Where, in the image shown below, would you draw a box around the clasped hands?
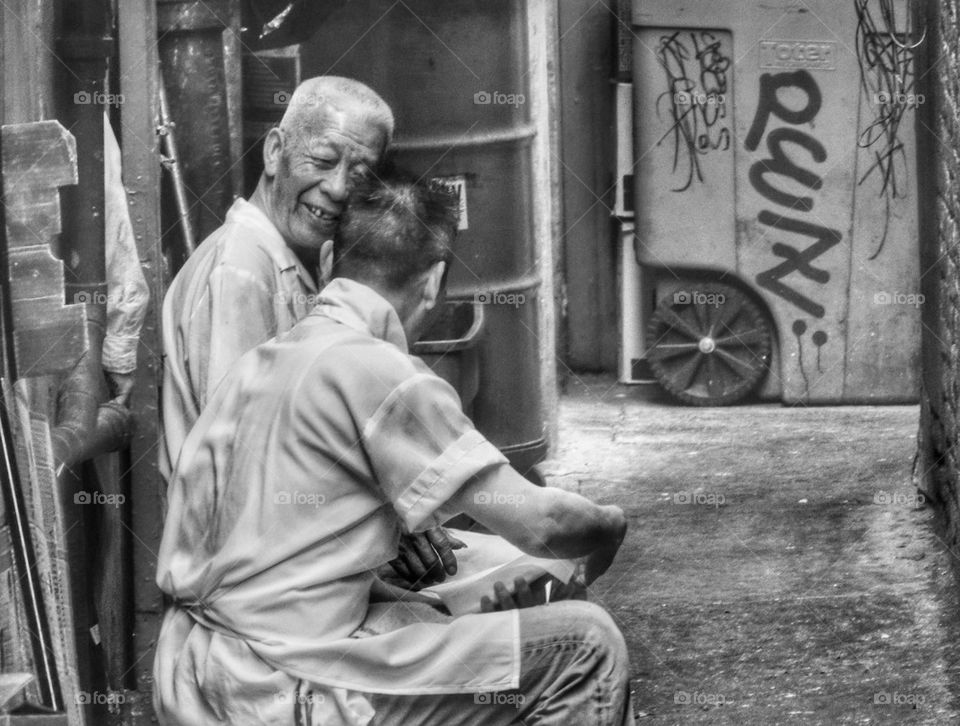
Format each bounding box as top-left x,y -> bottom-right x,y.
379,527 -> 590,612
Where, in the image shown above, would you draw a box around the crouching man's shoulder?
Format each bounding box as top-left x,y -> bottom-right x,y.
303,332 -> 461,418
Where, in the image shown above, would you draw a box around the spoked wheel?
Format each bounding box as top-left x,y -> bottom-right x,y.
647,284 -> 773,406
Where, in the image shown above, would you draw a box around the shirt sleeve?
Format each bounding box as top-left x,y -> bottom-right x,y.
193,261 -> 279,408
362,371 -> 508,532
102,114 -> 150,374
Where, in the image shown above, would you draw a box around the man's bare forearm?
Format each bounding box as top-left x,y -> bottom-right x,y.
532,492 -> 626,560
453,465 -> 626,561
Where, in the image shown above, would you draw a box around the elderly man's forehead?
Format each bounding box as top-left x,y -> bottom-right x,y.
287,102 -> 385,153
296,125 -> 382,163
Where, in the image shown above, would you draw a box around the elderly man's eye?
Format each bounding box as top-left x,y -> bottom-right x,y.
349,165 -> 373,183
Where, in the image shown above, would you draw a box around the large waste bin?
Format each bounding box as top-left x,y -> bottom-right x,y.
631,0 -> 921,404
157,0 -> 244,251
300,0 -> 546,474
413,301 -> 485,418
241,46 -> 300,197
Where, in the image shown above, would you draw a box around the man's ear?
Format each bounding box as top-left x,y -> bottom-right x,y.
319,239 -> 335,285
262,127 -> 285,178
421,260 -> 447,311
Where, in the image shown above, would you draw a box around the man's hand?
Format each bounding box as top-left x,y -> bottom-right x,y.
480,574 -> 588,612
105,370 -> 135,406
580,544 -> 621,587
581,505 -> 628,586
480,576 -> 546,612
386,527 -> 465,588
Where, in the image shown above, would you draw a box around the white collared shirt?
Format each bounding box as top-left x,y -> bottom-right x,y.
160,197 -> 319,484
154,279 -> 517,725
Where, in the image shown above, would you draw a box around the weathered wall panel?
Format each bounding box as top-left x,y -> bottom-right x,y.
917,0 -> 960,552
558,0 -> 618,372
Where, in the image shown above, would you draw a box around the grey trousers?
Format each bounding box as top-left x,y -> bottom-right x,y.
361,600 -> 636,726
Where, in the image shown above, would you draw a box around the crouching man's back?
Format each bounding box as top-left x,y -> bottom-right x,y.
154,175 -> 635,726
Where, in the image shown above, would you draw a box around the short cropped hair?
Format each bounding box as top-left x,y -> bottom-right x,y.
333,174 -> 459,291
279,76 -> 394,152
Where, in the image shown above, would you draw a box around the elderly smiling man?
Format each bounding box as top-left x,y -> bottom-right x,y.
161,76 -> 458,582
153,175 -> 634,726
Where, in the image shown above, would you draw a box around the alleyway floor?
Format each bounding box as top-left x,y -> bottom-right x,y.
541,375 -> 960,725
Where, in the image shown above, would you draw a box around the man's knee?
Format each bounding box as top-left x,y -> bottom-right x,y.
570,601 -> 629,675
521,600 -> 630,676
552,600 -> 626,643
515,601 -> 632,724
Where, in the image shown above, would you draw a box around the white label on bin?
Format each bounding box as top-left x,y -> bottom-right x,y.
431,175 -> 469,231
759,40 -> 837,71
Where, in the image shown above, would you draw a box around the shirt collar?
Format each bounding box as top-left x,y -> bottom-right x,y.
313,278 -> 409,352
227,198 -> 319,293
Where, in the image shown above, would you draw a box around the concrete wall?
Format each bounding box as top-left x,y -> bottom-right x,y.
1,0 -> 55,124
558,0 -> 618,372
916,0 -> 960,544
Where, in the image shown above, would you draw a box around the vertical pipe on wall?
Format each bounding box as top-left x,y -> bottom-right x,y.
117,0 -> 166,714
527,0 -> 561,450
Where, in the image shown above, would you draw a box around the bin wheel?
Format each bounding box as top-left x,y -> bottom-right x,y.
647,284 -> 772,406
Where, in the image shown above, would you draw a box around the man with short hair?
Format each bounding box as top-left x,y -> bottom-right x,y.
153,175 -> 634,725
161,76 -> 458,582
161,75 -> 389,482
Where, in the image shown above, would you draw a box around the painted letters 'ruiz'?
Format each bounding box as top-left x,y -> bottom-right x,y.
746,70 -> 841,318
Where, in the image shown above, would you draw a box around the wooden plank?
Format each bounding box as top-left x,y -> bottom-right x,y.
4,196 -> 68,249
0,7 -> 86,723
0,122 -> 76,192
0,537 -> 42,708
1,122 -> 88,378
0,673 -> 33,711
118,0 -> 165,711
9,250 -> 73,301
1,118 -> 90,724
7,382 -> 85,726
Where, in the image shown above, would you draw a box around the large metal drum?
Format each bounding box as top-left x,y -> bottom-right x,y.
157,0 -> 244,253
241,46 -> 301,197
301,0 -> 546,474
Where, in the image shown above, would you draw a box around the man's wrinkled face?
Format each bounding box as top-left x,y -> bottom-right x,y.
267,104 -> 384,256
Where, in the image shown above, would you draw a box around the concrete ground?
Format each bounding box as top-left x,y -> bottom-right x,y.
540,375 -> 960,725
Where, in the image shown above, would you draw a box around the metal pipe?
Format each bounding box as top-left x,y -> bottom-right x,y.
50,352 -> 133,472
158,64 -> 197,256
